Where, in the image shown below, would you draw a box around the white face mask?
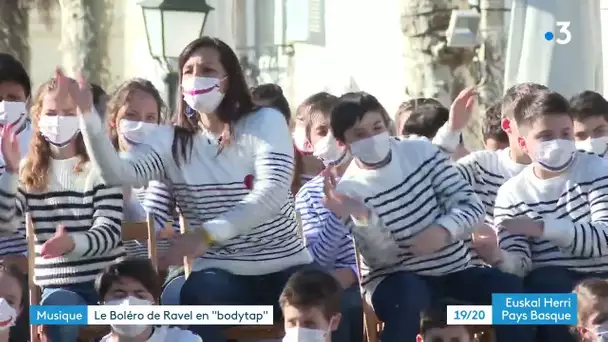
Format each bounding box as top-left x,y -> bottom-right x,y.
182,76 -> 225,115
576,137 -> 608,156
38,115 -> 80,147
118,119 -> 158,146
0,101 -> 28,133
350,131 -> 391,165
293,125 -> 313,154
313,132 -> 346,166
534,139 -> 576,172
0,298 -> 17,331
105,296 -> 152,337
283,327 -> 327,342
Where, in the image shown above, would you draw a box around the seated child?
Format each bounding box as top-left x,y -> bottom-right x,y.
0,264 -> 27,342
324,91 -> 531,342
104,78 -> 175,259
394,98 -> 442,136
279,268 -> 342,342
493,90 -> 608,342
482,102 -> 509,151
418,300 -> 473,342
569,90 -> 608,156
574,278 -> 608,342
0,73 -> 125,342
98,258 -> 201,341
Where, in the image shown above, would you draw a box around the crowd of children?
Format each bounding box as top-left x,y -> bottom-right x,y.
0,34 -> 606,342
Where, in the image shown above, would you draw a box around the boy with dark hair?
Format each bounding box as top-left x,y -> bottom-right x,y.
0,53 -> 34,269
401,102 -> 449,138
482,102 -> 509,151
323,91 -> 528,342
417,300 -> 473,342
394,98 -> 442,135
279,268 -> 342,342
569,90 -> 608,155
493,90 -> 608,342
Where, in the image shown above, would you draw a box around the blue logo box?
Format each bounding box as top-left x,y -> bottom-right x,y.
492,293 -> 577,325
30,306 -> 88,325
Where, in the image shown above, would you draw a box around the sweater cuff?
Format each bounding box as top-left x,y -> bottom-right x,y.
434,215 -> 464,240
78,107 -> 104,135
351,211 -> 380,228
203,219 -> 237,243
432,123 -> 461,153
542,218 -> 575,248
0,172 -> 19,195
68,232 -> 90,257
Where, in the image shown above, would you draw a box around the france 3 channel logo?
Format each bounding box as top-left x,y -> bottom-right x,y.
544,22 -> 572,45
447,293 -> 577,326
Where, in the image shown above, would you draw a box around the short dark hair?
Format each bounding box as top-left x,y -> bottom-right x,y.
395,98 -> 442,125
483,102 -> 508,143
420,299 -> 470,336
513,90 -> 570,128
401,102 -> 449,138
330,91 -> 392,142
569,90 -> 608,122
501,83 -> 549,119
96,258 -> 161,302
251,83 -> 291,122
279,268 -> 342,319
0,53 -> 31,98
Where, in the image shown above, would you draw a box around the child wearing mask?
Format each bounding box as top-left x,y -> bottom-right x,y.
493,90 -> 608,342
570,91 -> 608,156
279,268 -> 342,342
0,264 -> 27,342
293,91 -> 362,342
0,53 -> 34,269
105,78 -> 175,259
0,73 -> 125,342
575,278 -> 608,342
97,258 -> 200,341
417,300 -> 473,342
323,91 -> 529,342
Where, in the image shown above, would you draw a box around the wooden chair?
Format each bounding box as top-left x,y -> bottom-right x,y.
179,215 -> 285,341
28,213 -> 158,342
352,244 -> 496,342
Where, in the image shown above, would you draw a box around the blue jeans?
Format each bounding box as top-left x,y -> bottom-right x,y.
179,264 -> 314,341
525,266 -> 608,342
334,285 -> 363,342
371,267 -> 535,342
40,282 -> 98,342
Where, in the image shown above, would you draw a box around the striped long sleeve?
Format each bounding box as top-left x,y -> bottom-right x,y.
295,176 -> 356,270
202,108 -> 295,242
493,193 -> 533,277
141,181 -> 177,232
427,148 -> 485,240
79,108 -> 171,188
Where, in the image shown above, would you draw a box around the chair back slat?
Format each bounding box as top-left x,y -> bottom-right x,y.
25,213 -> 40,342
121,213 -> 158,270
179,215 -> 192,278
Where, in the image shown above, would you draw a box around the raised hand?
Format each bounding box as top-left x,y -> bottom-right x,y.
54,68 -> 93,116
40,225 -> 75,258
448,87 -> 476,132
1,125 -> 20,173
409,225 -> 451,256
321,168 -> 369,221
472,223 -> 501,263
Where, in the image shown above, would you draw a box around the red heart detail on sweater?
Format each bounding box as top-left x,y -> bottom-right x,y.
244,174 -> 254,190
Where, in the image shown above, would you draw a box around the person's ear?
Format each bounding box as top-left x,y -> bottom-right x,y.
329,313 -> 341,332
501,118 -> 512,134
416,334 -> 424,342
517,136 -> 528,154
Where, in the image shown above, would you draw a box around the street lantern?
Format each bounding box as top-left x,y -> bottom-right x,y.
139,0 -> 214,64
139,0 -> 213,114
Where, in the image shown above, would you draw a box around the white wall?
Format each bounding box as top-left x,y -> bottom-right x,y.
287,0 -> 406,116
